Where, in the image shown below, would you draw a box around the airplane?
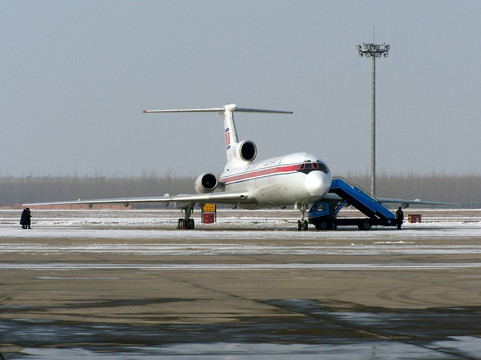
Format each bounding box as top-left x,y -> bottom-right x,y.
24,103 -> 455,230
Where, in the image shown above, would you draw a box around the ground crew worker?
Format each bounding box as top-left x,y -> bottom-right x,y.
396,206 -> 404,230
20,208 -> 32,229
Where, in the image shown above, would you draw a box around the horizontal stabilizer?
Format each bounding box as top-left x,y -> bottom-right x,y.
143,108 -> 225,113
235,108 -> 293,114
143,104 -> 292,115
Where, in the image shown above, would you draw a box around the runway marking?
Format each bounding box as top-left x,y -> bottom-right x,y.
2,244 -> 481,256
1,263 -> 480,271
36,276 -> 120,280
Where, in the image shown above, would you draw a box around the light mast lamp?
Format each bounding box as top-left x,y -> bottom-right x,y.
357,42 -> 390,197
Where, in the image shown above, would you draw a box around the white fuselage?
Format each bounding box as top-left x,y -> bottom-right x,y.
145,104 -> 332,211
219,152 -> 332,208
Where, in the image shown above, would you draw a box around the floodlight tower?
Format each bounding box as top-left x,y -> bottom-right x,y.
357,42 -> 390,197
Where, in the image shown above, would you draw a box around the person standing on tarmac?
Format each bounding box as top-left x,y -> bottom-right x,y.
20,208 -> 32,229
396,206 -> 404,229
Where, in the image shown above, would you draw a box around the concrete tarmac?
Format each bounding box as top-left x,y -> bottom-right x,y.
1,209 -> 481,359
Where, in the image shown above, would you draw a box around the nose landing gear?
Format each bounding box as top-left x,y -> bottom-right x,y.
297,203 -> 309,231
297,219 -> 308,231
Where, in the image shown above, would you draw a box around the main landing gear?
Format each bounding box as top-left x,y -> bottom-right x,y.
297,203 -> 309,231
177,204 -> 195,230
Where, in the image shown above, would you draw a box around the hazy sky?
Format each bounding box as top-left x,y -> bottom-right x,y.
2,1 -> 481,178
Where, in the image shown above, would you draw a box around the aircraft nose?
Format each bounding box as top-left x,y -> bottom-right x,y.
304,171 -> 332,196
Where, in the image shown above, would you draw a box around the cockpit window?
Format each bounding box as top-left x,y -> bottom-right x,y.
318,161 -> 329,174
296,160 -> 329,174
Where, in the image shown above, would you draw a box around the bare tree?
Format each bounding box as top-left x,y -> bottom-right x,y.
1,174 -> 479,208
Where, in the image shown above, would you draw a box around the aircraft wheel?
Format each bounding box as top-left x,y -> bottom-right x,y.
187,219 -> 195,230
297,220 -> 309,231
177,219 -> 184,229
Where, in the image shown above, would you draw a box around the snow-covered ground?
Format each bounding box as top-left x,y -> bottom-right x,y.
1,208 -> 481,239
1,208 -> 481,271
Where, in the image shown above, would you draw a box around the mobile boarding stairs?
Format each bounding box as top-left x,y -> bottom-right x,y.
308,177 -> 397,230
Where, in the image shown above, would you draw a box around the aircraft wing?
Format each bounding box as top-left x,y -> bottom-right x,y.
23,191 -> 251,208
375,197 -> 461,208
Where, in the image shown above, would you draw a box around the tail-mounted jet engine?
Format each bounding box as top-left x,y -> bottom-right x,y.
194,172 -> 218,193
237,140 -> 257,162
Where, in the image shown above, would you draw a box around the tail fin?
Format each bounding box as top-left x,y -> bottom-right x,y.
143,104 -> 292,164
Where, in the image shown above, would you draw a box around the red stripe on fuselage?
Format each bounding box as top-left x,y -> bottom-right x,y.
220,164 -> 299,185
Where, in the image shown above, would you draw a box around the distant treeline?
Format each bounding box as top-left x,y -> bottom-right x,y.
0,176 -> 194,206
346,174 -> 481,207
1,175 -> 480,207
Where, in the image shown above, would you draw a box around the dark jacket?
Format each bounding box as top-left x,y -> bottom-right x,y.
396,208 -> 404,222
20,209 -> 31,226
